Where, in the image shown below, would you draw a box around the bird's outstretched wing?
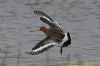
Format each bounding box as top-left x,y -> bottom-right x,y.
26,36 -> 57,55
34,10 -> 61,28
34,10 -> 54,22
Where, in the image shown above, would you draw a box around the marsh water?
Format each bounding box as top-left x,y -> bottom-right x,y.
0,0 -> 100,66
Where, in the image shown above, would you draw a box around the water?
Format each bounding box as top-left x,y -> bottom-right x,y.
0,0 -> 100,66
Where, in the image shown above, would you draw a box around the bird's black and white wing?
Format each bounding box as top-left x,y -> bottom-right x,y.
34,10 -> 61,28
26,36 -> 57,55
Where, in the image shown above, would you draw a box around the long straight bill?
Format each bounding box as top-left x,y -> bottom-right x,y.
30,29 -> 40,32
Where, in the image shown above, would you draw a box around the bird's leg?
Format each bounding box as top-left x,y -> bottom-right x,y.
60,46 -> 63,55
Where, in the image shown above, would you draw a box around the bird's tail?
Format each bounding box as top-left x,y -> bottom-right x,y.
60,47 -> 63,55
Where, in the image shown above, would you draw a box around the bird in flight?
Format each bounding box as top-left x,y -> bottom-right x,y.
26,10 -> 71,55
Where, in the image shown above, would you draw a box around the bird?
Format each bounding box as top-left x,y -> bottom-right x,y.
26,10 -> 71,55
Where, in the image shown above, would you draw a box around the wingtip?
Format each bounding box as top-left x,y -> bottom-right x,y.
34,10 -> 54,22
25,50 -> 35,55
34,10 -> 40,16
34,10 -> 44,17
34,10 -> 39,13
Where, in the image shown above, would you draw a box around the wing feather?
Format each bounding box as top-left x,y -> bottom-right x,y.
26,36 -> 57,55
34,10 -> 54,22
34,10 -> 61,28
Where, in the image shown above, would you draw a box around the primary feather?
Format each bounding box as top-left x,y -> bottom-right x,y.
34,10 -> 61,28
26,36 -> 57,55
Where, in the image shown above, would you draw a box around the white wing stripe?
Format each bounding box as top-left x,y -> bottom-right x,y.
42,16 -> 52,22
33,43 -> 57,52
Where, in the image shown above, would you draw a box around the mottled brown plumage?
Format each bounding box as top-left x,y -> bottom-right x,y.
39,26 -> 65,42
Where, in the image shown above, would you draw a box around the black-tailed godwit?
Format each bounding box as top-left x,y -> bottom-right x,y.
26,10 -> 71,55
